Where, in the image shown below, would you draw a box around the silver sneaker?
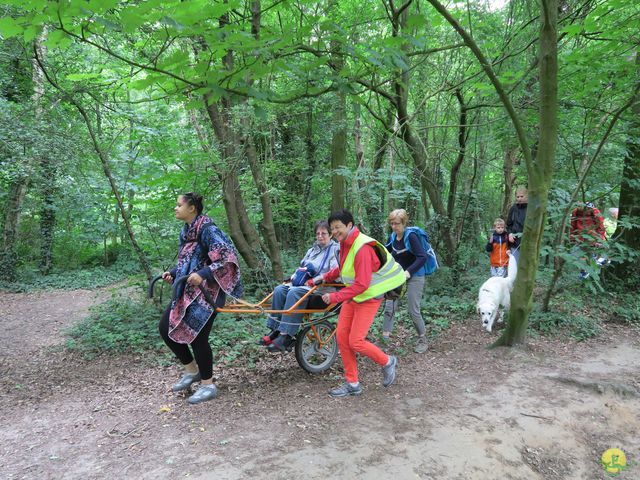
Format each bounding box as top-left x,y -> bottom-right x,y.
382,355 -> 397,387
414,336 -> 428,354
329,382 -> 363,398
171,372 -> 201,392
188,385 -> 218,404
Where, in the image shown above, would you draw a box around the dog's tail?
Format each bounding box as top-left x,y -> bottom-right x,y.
507,252 -> 517,289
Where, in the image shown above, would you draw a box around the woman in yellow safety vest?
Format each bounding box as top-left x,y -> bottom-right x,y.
316,209 -> 405,398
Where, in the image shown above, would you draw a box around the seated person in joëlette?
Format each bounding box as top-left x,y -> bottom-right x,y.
258,220 -> 340,352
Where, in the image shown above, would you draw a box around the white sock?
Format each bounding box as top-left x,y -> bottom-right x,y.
385,356 -> 393,366
348,382 -> 359,387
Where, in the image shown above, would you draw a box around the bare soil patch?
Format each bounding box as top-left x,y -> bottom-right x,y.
1,287 -> 638,479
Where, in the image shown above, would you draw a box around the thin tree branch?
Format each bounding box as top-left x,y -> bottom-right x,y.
425,0 -> 532,169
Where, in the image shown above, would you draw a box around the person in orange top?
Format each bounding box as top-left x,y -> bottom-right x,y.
485,218 -> 513,277
316,209 -> 399,398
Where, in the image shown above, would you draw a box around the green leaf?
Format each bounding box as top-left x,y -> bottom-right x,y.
562,24 -> 583,35
0,17 -> 23,38
66,72 -> 103,81
406,13 -> 428,30
127,75 -> 160,91
253,105 -> 267,121
119,9 -> 147,33
87,0 -> 121,14
22,28 -> 36,42
43,29 -> 69,48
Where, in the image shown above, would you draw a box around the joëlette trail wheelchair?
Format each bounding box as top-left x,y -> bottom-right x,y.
149,275 -> 343,374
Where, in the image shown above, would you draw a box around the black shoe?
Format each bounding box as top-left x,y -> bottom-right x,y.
257,330 -> 279,346
267,334 -> 294,352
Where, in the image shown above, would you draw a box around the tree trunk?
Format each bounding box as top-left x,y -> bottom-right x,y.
494,0 -> 558,346
241,116 -> 284,280
33,30 -> 56,275
396,105 -> 457,264
299,107 -> 318,249
331,90 -> 347,212
124,99 -> 139,243
0,182 -> 28,281
188,102 -> 262,271
353,103 -> 368,226
365,109 -> 394,241
197,5 -> 282,281
204,99 -> 265,272
501,146 -> 518,220
457,150 -> 479,246
446,89 -> 468,221
330,34 -> 347,212
243,0 -> 283,279
0,33 -> 48,280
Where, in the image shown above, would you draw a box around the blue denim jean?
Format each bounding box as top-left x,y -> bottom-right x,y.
265,284 -> 311,336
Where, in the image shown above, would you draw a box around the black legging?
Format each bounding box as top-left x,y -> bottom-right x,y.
158,291 -> 226,381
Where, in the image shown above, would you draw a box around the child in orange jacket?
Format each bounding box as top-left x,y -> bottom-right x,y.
485,218 -> 513,277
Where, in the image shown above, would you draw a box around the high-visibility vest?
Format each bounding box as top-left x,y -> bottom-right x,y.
341,232 -> 406,303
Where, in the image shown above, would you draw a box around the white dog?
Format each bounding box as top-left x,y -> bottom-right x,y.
477,253 -> 517,332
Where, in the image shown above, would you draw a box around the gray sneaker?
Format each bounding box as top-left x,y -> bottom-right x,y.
328,382 -> 363,398
414,336 -> 428,354
187,384 -> 218,404
382,355 -> 397,387
171,372 -> 201,392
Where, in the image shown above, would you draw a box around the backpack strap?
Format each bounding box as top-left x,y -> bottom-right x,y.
403,227 -> 422,254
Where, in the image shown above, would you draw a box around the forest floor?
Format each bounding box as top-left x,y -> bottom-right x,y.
1,286 -> 639,480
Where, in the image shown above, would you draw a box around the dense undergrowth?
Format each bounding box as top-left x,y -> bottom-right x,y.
64,289 -> 270,366
0,255 -> 141,292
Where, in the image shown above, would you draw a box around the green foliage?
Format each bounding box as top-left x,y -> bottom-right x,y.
609,293 -> 640,326
0,255 -> 140,292
65,294 -> 165,357
209,315 -> 263,366
528,286 -> 603,341
65,291 -> 264,366
529,309 -> 601,342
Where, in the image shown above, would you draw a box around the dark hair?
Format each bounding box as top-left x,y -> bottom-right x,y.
181,192 -> 204,215
328,209 -> 354,226
314,220 -> 329,233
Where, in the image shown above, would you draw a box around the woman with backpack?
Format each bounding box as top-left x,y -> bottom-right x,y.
159,192 -> 243,404
382,209 -> 430,353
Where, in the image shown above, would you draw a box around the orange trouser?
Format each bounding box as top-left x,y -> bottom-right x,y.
336,298 -> 389,383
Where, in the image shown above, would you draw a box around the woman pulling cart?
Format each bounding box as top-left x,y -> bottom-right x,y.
158,192 -> 242,405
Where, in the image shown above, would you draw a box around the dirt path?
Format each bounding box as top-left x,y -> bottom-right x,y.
1,287 -> 638,479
